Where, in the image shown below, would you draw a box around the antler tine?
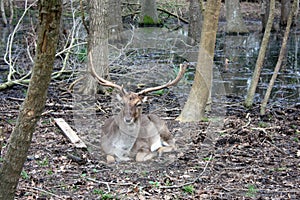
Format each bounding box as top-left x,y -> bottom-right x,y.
89,52 -> 123,92
138,63 -> 187,95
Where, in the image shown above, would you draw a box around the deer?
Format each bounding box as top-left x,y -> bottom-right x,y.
89,54 -> 187,163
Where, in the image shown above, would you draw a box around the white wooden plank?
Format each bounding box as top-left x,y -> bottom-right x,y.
54,118 -> 87,149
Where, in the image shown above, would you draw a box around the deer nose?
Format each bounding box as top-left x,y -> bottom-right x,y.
124,117 -> 133,124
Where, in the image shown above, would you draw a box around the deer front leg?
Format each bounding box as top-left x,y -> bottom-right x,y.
135,151 -> 156,162
132,138 -> 157,162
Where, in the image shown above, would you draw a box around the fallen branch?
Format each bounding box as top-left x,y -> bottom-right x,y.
157,7 -> 188,24
86,177 -> 135,193
23,186 -> 64,199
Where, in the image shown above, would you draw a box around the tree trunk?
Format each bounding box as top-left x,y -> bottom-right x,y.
188,0 -> 203,45
0,0 -> 13,26
139,0 -> 161,26
82,0 -> 109,95
261,0 -> 269,32
0,1 -> 62,199
108,0 -> 123,42
260,0 -> 298,115
225,0 -> 249,34
280,0 -> 291,27
245,0 -> 275,108
177,0 -> 221,122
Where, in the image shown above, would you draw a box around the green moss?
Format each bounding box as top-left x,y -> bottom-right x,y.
143,15 -> 156,25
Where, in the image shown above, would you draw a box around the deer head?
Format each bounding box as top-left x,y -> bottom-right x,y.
89,53 -> 187,125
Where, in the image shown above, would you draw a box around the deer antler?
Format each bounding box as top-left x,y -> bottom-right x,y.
137,63 -> 187,95
89,52 -> 124,92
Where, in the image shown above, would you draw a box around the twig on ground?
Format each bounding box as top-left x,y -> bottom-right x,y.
85,177 -> 134,193
24,186 -> 64,199
159,154 -> 213,189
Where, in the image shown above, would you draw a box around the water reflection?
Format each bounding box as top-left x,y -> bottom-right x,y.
216,32 -> 300,105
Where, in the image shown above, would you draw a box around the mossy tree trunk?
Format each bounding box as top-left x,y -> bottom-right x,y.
0,1 -> 62,199
225,0 -> 248,34
177,0 -> 221,122
260,0 -> 298,115
245,0 -> 275,108
139,0 -> 160,26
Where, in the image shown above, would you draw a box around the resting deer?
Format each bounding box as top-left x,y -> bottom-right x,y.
89,54 -> 187,162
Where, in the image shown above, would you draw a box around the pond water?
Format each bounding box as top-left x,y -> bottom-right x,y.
215,32 -> 300,105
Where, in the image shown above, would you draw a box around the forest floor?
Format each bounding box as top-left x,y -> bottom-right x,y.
0,1 -> 300,200
1,81 -> 299,200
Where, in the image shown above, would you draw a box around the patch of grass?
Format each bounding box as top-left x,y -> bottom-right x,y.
102,193 -> 114,200
182,185 -> 194,194
272,167 -> 287,172
21,170 -> 29,180
143,15 -> 155,25
258,121 -> 268,128
201,117 -> 209,122
93,189 -> 104,195
246,185 -> 257,198
203,157 -> 213,161
149,181 -> 160,188
38,157 -> 49,167
47,170 -> 53,175
141,171 -> 148,176
41,119 -> 51,125
78,46 -> 87,62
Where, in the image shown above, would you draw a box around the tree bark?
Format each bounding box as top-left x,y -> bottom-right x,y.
82,0 -> 109,95
245,0 -> 275,108
177,0 -> 221,122
0,0 -> 13,26
188,0 -> 203,45
225,0 -> 248,34
0,1 -> 62,199
280,0 -> 291,27
139,0 -> 160,26
108,0 -> 123,42
260,0 -> 298,115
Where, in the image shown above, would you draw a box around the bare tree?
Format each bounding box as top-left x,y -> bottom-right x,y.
139,0 -> 160,26
108,0 -> 123,42
0,0 -> 62,199
225,0 -> 248,34
260,0 -> 298,115
81,0 -> 109,94
245,0 -> 275,108
177,0 -> 221,122
0,0 -> 13,26
280,0 -> 291,27
188,0 -> 203,45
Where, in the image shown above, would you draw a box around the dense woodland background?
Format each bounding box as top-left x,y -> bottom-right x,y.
0,0 -> 299,199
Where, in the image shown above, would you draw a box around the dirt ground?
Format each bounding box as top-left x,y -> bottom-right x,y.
0,1 -> 299,200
